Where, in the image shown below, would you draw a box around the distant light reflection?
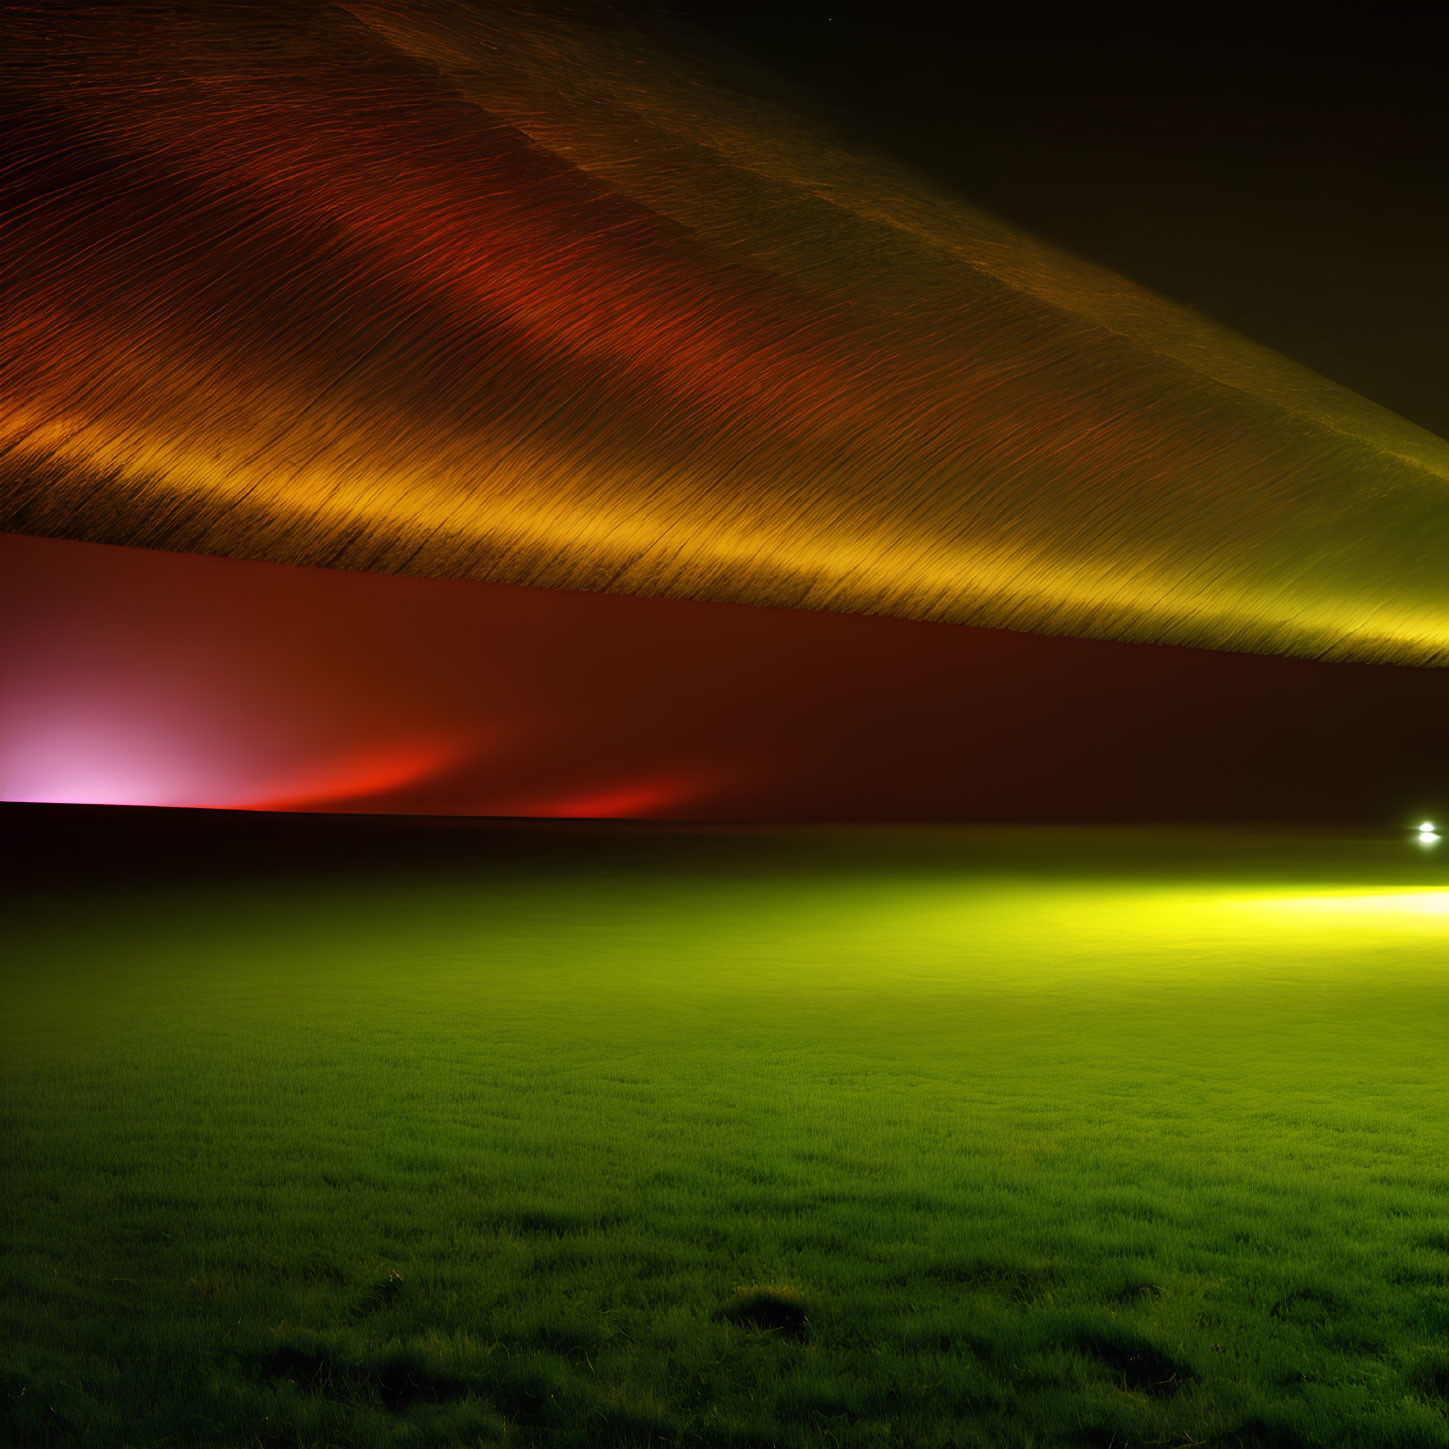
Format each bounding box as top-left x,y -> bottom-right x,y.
1231,889 -> 1449,922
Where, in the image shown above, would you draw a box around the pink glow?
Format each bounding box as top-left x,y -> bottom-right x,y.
6,531 -> 1449,824
0,711 -> 220,808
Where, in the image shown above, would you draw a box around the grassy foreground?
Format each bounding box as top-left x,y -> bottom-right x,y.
3,812 -> 1448,1448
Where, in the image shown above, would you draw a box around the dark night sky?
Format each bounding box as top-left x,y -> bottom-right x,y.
677,3 -> 1449,439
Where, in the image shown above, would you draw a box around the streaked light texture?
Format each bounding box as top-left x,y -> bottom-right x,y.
4,1 -> 1448,662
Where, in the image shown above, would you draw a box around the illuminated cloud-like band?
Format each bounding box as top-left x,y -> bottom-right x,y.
3,1 -> 1447,663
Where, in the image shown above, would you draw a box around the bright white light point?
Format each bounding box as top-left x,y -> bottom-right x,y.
1420,821 -> 1436,831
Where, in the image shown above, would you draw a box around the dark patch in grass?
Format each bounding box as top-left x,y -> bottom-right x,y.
717,1285 -> 809,1340
255,1339 -> 469,1411
115,1224 -> 172,1247
474,1375 -> 552,1425
1071,1324 -> 1194,1397
1267,1285 -> 1339,1327
1113,1279 -> 1163,1303
482,1355 -> 573,1427
1,1371 -> 98,1447
927,1256 -> 1055,1300
186,1274 -> 220,1303
253,1412 -> 298,1448
495,1207 -> 620,1238
371,1351 -> 471,1413
1413,1230 -> 1449,1255
1408,1348 -> 1449,1404
589,1396 -> 679,1445
1070,1421 -> 1140,1449
513,1316 -> 606,1361
942,1328 -> 999,1360
296,1256 -> 349,1285
868,1316 -> 993,1359
351,1268 -> 405,1317
1227,1414 -> 1309,1448
1389,1259 -> 1446,1288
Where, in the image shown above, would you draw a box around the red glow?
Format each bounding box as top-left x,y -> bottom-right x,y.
242,740 -> 472,813
5,531 -> 1449,824
512,776 -> 698,821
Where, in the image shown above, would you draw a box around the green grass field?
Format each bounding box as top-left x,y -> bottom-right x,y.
4,816 -> 1448,1448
